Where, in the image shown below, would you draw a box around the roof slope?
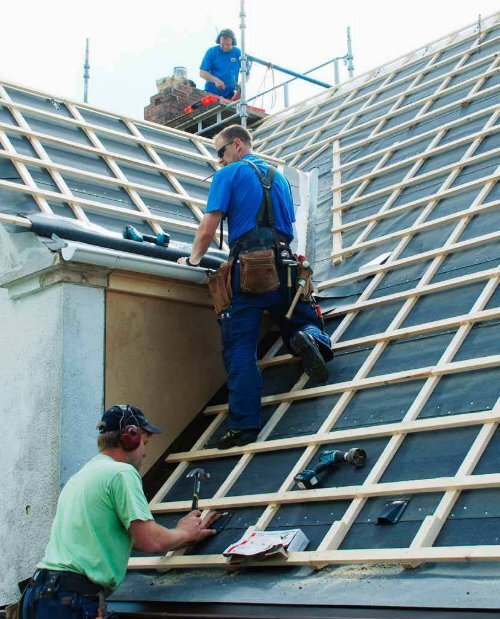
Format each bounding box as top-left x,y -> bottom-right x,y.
0,79 -> 222,249
117,13 -> 500,611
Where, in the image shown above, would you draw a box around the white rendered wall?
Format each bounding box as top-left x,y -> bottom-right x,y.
0,280 -> 105,605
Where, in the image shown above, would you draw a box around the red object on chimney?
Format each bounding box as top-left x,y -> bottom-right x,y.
200,95 -> 219,106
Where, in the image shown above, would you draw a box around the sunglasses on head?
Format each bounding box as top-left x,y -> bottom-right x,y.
217,140 -> 234,159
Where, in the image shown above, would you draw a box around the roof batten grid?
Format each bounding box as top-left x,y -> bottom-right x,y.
283,52 -> 499,166
150,472 -> 500,513
165,409 -> 500,463
0,85 -> 85,221
314,278 -> 500,556
0,177 -> 202,233
334,119 -> 499,197
253,15 -> 497,141
0,120 -> 215,184
262,45 -> 499,172
0,83 -> 283,166
331,114 -> 499,261
407,405 -> 499,567
288,73 -> 397,168
198,354 -> 500,415
145,123 -> 498,564
253,22 -> 498,158
319,227 -> 500,291
0,140 -> 206,206
123,118 -> 229,248
66,103 -> 165,235
0,82 -> 277,245
269,103 -> 326,159
0,95 -> 216,164
0,76 -> 217,143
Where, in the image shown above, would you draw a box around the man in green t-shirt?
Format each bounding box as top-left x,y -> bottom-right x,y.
20,404 -> 217,619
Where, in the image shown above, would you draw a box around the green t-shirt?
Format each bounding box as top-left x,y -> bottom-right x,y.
39,454 -> 153,591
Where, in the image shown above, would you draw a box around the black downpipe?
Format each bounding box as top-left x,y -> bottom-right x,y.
27,214 -> 227,270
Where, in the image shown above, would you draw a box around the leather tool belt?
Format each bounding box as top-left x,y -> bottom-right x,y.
207,259 -> 233,315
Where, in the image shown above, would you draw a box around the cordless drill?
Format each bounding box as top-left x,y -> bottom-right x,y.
294,448 -> 366,490
123,224 -> 170,248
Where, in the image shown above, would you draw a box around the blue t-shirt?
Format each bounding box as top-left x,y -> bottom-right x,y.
200,46 -> 242,98
205,154 -> 295,246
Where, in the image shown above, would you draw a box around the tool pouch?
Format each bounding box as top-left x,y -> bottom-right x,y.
5,602 -> 20,619
207,259 -> 233,315
239,249 -> 280,294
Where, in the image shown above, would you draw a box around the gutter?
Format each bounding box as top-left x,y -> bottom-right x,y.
59,240 -> 208,284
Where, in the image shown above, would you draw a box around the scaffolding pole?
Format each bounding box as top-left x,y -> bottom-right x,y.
239,0 -> 248,128
83,38 -> 90,103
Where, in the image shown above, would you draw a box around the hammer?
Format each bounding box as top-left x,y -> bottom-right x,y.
186,468 -> 210,510
286,261 -> 312,320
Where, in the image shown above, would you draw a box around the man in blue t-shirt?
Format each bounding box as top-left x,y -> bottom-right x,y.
178,125 -> 333,449
200,28 -> 247,100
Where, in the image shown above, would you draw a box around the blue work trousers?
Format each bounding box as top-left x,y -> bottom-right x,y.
219,266 -> 332,430
21,583 -> 105,618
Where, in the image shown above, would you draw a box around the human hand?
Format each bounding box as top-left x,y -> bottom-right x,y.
177,510 -> 217,543
214,78 -> 225,90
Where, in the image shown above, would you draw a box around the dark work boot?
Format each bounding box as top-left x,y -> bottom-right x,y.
290,331 -> 329,383
217,429 -> 259,450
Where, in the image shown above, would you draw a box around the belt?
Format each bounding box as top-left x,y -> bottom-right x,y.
32,569 -> 103,596
229,228 -> 291,259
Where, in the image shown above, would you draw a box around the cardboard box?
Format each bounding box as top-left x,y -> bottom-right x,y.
223,529 -> 309,562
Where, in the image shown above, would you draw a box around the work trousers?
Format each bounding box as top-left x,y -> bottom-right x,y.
22,585 -> 100,618
20,570 -> 116,619
219,265 -> 332,430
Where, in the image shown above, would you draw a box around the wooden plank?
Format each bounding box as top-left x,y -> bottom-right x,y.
203,354 -> 500,415
150,472 -> 500,513
128,544 -> 500,570
0,212 -> 31,227
107,271 -> 212,307
331,140 -> 342,263
319,227 -> 500,290
165,409 -> 500,463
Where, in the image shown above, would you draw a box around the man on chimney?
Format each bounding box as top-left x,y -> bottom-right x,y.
199,28 -> 249,101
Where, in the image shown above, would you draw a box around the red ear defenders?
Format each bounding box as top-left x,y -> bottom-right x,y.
120,425 -> 142,451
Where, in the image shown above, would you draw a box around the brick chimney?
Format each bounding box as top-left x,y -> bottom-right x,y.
144,67 -> 206,125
